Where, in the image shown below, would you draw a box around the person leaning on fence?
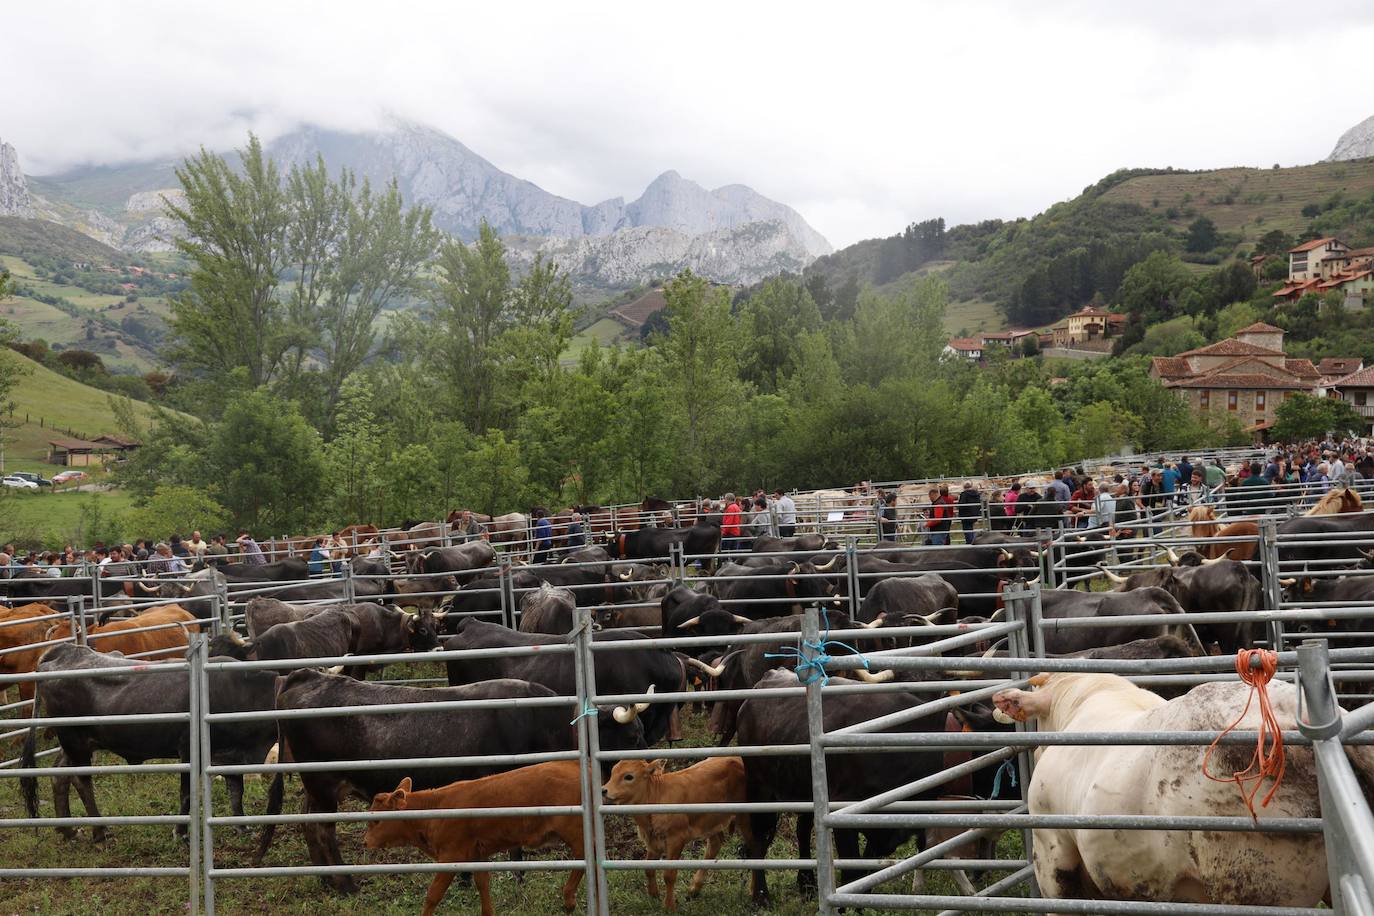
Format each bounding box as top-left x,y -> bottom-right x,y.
308,537 -> 330,576
187,530 -> 208,558
771,488 -> 796,538
1068,478 -> 1096,529
956,481 -> 981,544
565,512 -> 586,550
924,487 -> 954,545
454,510 -> 483,543
747,497 -> 771,540
205,534 -> 228,565
236,530 -> 266,566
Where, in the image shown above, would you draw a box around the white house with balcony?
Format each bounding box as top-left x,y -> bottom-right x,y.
1332,364 -> 1374,435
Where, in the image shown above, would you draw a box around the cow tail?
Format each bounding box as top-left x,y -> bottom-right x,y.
254,733 -> 289,866
20,698 -> 39,818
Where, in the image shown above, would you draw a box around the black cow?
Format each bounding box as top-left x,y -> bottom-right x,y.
245,608 -> 361,672
1100,557 -> 1261,653
1035,587 -> 1202,655
1284,572 -> 1374,636
21,643 -> 279,839
517,583 -> 578,635
407,541 -> 497,585
857,574 -> 958,624
712,561 -> 838,618
443,618 -> 688,747
216,557 -> 310,582
562,546 -> 612,565
514,562 -> 611,607
245,596 -> 331,638
708,613 -> 893,742
264,558 -> 393,602
235,602 -> 439,677
437,571 -> 544,634
1,571 -> 124,604
1278,512 -> 1374,566
738,669 -> 947,904
660,587 -> 750,655
605,524 -> 722,563
256,670 -> 646,890
816,554 -> 1008,616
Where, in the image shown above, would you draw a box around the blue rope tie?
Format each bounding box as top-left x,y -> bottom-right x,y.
570,702 -> 599,726
991,759 -> 1018,798
764,606 -> 871,686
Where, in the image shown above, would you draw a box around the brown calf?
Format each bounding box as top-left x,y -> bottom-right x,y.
602,756 -> 747,911
0,603 -> 65,702
365,762 -> 586,916
46,604 -> 199,661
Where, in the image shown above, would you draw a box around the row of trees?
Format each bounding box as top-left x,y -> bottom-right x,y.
103,138 -> 1253,538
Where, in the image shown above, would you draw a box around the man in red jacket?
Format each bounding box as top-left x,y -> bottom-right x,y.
722,493 -> 743,551
925,486 -> 955,546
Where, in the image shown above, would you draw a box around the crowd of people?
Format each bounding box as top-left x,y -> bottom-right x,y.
0,529 -> 280,579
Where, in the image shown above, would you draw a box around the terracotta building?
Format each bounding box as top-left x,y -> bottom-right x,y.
1149,322 -> 1320,434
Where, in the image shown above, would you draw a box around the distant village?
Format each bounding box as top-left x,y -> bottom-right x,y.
943,238 -> 1374,438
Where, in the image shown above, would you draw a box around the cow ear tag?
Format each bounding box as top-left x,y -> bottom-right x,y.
1028,673 -> 1050,687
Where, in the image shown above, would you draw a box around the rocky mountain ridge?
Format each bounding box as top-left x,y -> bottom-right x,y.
1328,114 -> 1374,162
6,120 -> 830,288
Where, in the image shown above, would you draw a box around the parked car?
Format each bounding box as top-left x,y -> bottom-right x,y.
9,472 -> 51,488
51,470 -> 88,485
1,475 -> 39,490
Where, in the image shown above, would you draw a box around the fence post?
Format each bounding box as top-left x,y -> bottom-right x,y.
341,559 -> 355,605
801,606 -> 837,914
1037,529 -> 1057,589
186,633 -> 203,916
498,554 -> 516,629
65,596 -> 85,647
215,578 -> 232,635
844,539 -> 860,616
1258,518 -> 1285,651
571,606 -> 611,916
1003,583 -> 1039,870
669,540 -> 686,587
195,633 -> 216,916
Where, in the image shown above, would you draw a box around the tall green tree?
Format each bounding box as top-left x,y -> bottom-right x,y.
737,277 -> 821,393
211,389 -> 325,533
1272,393 -> 1366,441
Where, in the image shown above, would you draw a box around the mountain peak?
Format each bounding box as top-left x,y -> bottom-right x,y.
1328,114 -> 1374,162
0,139 -> 36,218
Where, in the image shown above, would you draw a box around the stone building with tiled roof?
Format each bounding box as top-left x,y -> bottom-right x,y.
1332,364 -> 1374,435
1149,323 -> 1321,433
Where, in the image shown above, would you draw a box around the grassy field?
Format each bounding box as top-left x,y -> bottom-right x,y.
2,488 -> 136,547
1099,158 -> 1374,243
563,317 -> 631,363
0,662 -> 1031,915
3,350 -> 170,462
943,298 -> 1007,336
1,255 -> 166,372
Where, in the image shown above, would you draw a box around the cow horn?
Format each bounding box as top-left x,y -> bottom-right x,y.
1279,577 -> 1297,587
137,581 -> 160,594
924,608 -> 953,625
992,707 -> 1016,725
999,549 -> 1012,562
983,638 -> 1009,658
612,684 -> 655,723
619,570 -> 634,581
685,657 -> 726,678
177,583 -> 194,596
731,614 -> 751,625
859,616 -> 885,628
989,607 -> 1006,622
1361,548 -> 1374,561
324,665 -> 346,675
1098,565 -> 1128,585
677,615 -> 701,630
432,610 -> 449,619
855,668 -> 894,683
814,556 -> 840,572
1201,549 -> 1234,565
1165,547 -> 1180,565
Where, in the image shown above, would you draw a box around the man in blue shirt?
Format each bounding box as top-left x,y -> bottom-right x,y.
1159,462 -> 1179,497
533,510 -> 554,564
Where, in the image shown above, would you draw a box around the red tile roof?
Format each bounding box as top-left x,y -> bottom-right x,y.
1335,365 -> 1374,388
1167,373 -> 1311,390
1150,356 -> 1191,379
1176,338 -> 1286,358
1317,269 -> 1374,290
1273,278 -> 1323,298
1289,237 -> 1342,253
1235,321 -> 1285,335
1284,359 -> 1320,379
1318,357 -> 1362,376
946,337 -> 982,351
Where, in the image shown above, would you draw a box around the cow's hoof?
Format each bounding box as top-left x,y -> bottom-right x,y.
91,829 -> 108,844
57,828 -> 76,842
322,877 -> 358,895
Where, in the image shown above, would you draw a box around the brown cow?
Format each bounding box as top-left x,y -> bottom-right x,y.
364,762 -> 586,916
1187,505 -> 1258,562
0,603 -> 66,702
47,604 -> 200,661
602,756 -> 748,911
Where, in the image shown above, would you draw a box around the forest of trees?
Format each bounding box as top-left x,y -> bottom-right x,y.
52,137 -> 1252,537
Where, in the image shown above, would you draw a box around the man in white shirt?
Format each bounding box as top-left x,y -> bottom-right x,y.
1331,454 -> 1347,483
771,489 -> 797,537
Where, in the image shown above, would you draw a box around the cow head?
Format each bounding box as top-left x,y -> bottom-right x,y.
601,758 -> 665,804
991,674 -> 1053,723
403,607 -> 441,652
364,777 -> 414,850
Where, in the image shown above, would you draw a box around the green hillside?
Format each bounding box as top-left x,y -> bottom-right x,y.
1,350 -> 170,472
807,157 -> 1374,331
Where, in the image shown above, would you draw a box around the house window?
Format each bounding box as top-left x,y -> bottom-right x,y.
1199,390 -> 1210,409
1228,390 -> 1238,411
1357,391 -> 1368,406
1256,391 -> 1267,412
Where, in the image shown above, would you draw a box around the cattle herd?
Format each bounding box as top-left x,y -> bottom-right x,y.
4,469 -> 1374,914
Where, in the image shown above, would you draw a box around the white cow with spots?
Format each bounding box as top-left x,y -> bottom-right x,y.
992,672 -> 1374,909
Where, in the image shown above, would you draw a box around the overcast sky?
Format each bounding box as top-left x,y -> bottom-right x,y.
8,1 -> 1374,247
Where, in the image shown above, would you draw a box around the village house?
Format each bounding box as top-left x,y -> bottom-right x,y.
1332,365 -> 1374,436
1276,238 -> 1374,309
1287,238 -> 1350,282
941,328 -> 1038,361
942,337 -> 983,360
1049,305 -> 1127,350
1150,322 -> 1320,434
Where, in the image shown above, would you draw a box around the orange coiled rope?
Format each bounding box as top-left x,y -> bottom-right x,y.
1202,648 -> 1285,821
